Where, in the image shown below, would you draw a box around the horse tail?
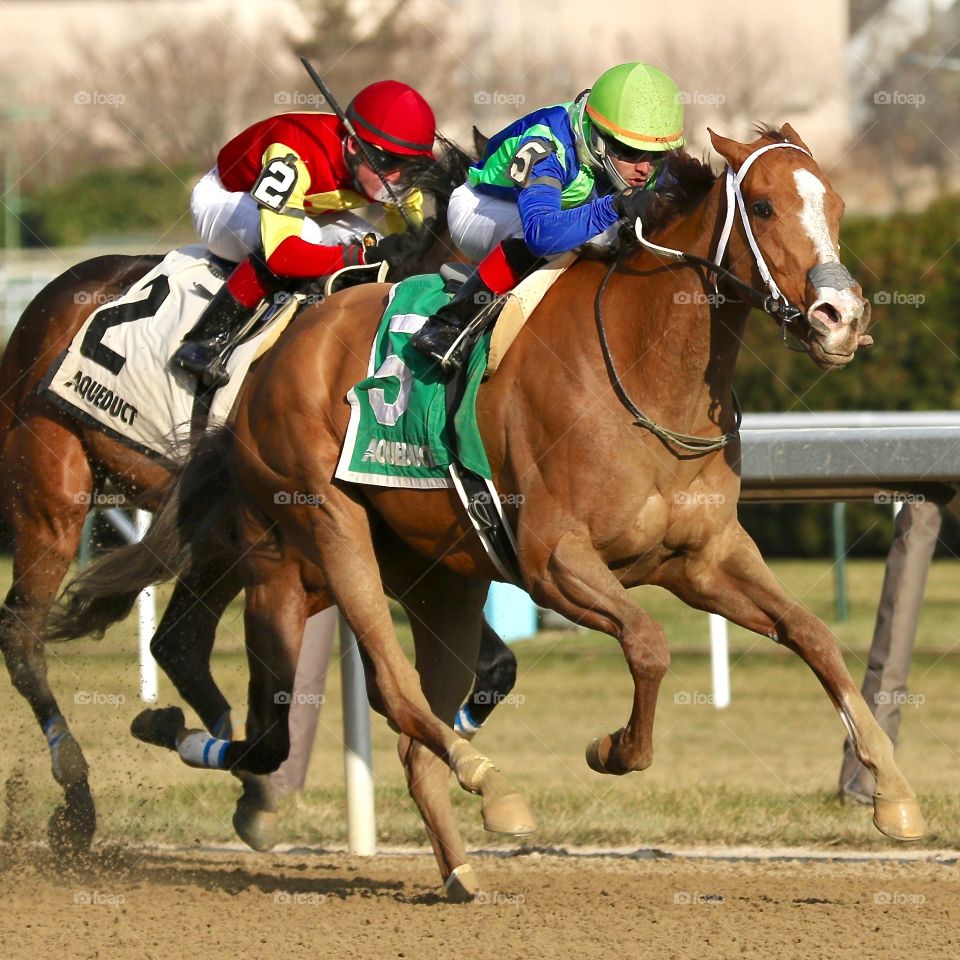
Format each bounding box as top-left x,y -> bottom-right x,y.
47,427 -> 237,642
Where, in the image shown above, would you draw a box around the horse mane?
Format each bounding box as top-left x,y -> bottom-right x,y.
753,123 -> 790,143
399,133 -> 475,221
618,126 -> 790,248
642,149 -> 719,236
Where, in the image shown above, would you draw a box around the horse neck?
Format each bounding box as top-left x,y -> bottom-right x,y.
600,175 -> 751,434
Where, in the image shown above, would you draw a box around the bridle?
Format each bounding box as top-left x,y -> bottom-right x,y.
596,141 -> 818,454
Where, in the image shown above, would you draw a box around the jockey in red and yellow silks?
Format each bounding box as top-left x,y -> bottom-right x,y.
173,80 -> 437,387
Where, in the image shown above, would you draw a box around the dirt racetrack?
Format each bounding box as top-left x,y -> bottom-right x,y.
0,845 -> 956,960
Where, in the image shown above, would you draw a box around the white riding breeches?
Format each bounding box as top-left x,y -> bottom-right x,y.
446,183 -> 523,262
190,168 -> 380,263
446,181 -> 622,263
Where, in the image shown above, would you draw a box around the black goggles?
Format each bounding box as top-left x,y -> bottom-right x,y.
363,143 -> 418,175
598,131 -> 661,165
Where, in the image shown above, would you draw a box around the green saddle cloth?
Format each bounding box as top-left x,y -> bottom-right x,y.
335,273 -> 492,488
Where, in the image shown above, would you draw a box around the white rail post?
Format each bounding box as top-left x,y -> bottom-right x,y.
135,510 -> 158,703
339,615 -> 376,855
709,613 -> 731,709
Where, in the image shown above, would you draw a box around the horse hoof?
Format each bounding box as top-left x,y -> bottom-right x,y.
232,774 -> 279,852
232,801 -> 278,852
50,732 -> 89,788
444,864 -> 480,903
48,781 -> 96,861
586,735 -> 630,776
481,791 -> 536,836
131,706 -> 185,750
873,795 -> 925,841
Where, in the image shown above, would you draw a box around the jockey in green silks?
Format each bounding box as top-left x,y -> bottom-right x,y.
411,62 -> 685,369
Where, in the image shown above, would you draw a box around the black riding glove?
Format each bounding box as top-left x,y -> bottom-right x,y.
613,187 -> 655,225
362,229 -> 426,275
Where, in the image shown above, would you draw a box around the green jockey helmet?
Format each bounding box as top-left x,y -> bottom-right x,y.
571,62 -> 685,192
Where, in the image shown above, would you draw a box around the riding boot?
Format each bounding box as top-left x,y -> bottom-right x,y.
410,269 -> 496,369
412,238 -> 545,370
171,284 -> 258,388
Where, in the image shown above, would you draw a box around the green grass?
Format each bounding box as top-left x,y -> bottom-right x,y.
2,557 -> 960,850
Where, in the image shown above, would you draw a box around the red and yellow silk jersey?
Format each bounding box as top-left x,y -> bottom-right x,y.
216,112 -> 422,277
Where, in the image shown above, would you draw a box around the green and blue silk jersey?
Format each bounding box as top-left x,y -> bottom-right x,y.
468,101 -> 660,257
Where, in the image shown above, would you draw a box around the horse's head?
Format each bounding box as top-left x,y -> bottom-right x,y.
709,124 -> 871,370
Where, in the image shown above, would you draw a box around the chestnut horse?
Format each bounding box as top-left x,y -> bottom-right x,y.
0,143 -> 479,855
53,125 -> 923,900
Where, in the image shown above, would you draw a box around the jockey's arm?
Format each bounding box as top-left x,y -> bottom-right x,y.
254,143 -> 366,277
513,140 -> 620,258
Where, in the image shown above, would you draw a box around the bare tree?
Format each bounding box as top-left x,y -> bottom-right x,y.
49,23 -> 302,173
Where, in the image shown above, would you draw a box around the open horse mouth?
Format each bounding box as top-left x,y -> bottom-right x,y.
804,293 -> 871,370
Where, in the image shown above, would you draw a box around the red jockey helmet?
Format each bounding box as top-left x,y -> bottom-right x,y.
346,80 -> 436,159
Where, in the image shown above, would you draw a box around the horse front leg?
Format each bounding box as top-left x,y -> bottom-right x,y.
528,531 -> 670,775
659,524 -> 924,842
0,420 -> 95,857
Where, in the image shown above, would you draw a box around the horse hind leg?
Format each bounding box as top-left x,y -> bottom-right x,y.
454,618 -> 518,740
662,525 -> 924,842
0,418 -> 95,856
146,563 -> 278,851
294,490 -> 532,839
132,551 -> 306,852
381,540 -> 531,900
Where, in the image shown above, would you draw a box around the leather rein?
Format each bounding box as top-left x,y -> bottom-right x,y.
595,141 -> 812,455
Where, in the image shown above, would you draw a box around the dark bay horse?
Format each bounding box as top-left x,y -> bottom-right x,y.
0,142 -> 482,855
53,125 -> 923,900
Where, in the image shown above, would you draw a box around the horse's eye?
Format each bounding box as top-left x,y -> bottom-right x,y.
752,200 -> 773,219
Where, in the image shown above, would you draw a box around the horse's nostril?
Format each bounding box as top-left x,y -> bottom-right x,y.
810,302 -> 842,330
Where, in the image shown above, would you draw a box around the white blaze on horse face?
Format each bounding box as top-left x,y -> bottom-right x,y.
793,168 -> 863,340
793,169 -> 839,266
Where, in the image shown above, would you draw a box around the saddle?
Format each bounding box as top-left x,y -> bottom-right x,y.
438,252 -> 577,377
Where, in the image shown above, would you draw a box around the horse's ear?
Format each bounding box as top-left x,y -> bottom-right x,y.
708,128 -> 749,168
780,122 -> 811,152
472,125 -> 489,157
